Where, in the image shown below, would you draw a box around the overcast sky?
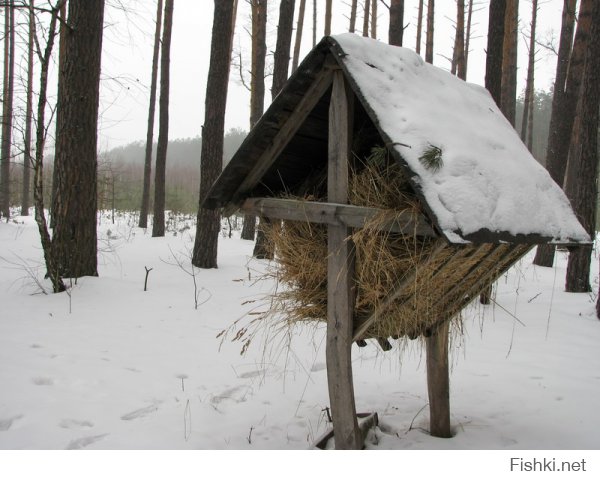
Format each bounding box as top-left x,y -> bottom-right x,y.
97,0 -> 565,151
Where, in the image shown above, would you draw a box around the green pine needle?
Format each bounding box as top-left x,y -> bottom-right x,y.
419,144 -> 443,172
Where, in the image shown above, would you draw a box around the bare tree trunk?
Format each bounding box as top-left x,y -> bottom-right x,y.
241,0 -> 268,242
564,1 -> 600,293
21,0 -> 35,216
416,0 -> 424,54
192,0 -> 237,269
52,0 -> 105,278
151,0 -> 174,238
32,0 -> 66,293
271,0 -> 295,100
139,0 -> 163,229
388,0 -> 404,46
0,0 -> 15,219
500,0 -> 518,126
292,0 -> 306,71
520,0 -> 537,148
362,0 -> 370,37
533,0 -> 585,268
50,1 -> 67,228
452,0 -> 465,79
485,0 -> 506,105
464,0 -> 473,73
425,0 -> 434,64
370,0 -> 377,38
349,0 -> 357,33
480,0 -> 506,304
325,0 -> 332,36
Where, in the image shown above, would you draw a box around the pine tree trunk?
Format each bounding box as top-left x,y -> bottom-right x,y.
349,0 -> 357,33
139,0 -> 163,229
533,0 -> 585,268
192,0 -> 237,269
0,1 -> 15,219
312,0 -> 316,46
416,0 -> 424,54
370,0 -> 377,39
452,0 -> 465,79
50,1 -> 67,229
271,0 -> 295,100
32,1 -> 66,293
292,0 -> 306,71
20,0 -> 35,216
241,0 -> 268,242
500,0 -> 518,126
151,0 -> 174,238
52,0 -> 105,278
362,0 -> 370,37
425,0 -> 434,64
485,0 -> 506,105
520,0 -> 537,148
325,0 -> 332,36
464,0 -> 473,73
388,0 -> 404,46
564,0 -> 600,293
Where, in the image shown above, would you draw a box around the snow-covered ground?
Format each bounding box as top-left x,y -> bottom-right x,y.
1,212 -> 599,474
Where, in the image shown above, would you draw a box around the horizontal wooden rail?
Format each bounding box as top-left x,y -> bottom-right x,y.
240,197 -> 438,237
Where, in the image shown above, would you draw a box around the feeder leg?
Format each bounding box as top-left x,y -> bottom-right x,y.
426,321 -> 452,438
326,70 -> 361,450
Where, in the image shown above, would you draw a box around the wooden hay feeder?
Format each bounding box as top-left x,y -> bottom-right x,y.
204,34 -> 590,449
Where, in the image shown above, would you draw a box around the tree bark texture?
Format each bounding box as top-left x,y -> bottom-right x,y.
241,0 -> 267,242
139,0 -> 163,229
485,0 -> 506,105
425,0 -> 434,64
388,0 -> 404,46
52,0 -> 105,278
33,1 -> 66,293
520,0 -> 537,149
564,0 -> 600,293
292,0 -> 306,71
464,0 -> 473,73
533,0 -> 585,267
271,0 -> 295,100
312,0 -> 316,46
362,0 -> 370,37
325,0 -> 332,36
20,0 -> 35,216
349,0 -> 357,33
452,0 -> 466,79
192,0 -> 236,268
416,0 -> 424,54
0,0 -> 15,219
500,0 -> 518,126
152,0 -> 174,238
370,0 -> 377,39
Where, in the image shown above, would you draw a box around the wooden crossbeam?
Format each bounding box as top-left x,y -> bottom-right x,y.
224,68 -> 335,216
240,197 -> 437,237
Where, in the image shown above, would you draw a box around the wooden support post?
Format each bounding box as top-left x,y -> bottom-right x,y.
326,69 -> 361,450
426,320 -> 452,438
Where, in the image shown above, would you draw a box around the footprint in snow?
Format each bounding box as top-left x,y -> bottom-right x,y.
59,419 -> 94,429
32,376 -> 54,386
120,405 -> 158,421
0,414 -> 23,431
66,434 -> 109,450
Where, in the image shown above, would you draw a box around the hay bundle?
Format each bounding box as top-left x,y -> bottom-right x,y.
263,146 -> 465,341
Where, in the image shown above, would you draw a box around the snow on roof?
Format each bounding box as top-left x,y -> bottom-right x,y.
333,33 -> 589,244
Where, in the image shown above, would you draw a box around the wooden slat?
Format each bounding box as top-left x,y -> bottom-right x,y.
352,238 -> 447,342
224,68 -> 335,215
326,70 -> 362,450
240,197 -> 437,237
312,412 -> 379,450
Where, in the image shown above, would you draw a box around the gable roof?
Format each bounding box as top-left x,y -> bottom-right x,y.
204,34 -> 589,245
